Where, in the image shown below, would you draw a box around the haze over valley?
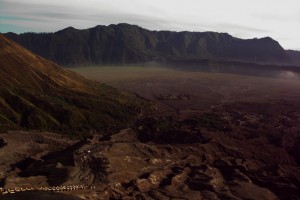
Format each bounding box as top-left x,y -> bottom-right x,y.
1,1 -> 300,200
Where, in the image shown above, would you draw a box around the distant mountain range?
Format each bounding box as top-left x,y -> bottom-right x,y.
0,34 -> 144,134
4,23 -> 300,67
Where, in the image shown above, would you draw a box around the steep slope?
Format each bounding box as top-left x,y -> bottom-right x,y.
4,23 -> 294,66
0,34 -> 145,134
0,34 -> 92,91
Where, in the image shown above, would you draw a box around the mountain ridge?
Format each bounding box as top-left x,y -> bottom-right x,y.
4,23 -> 299,67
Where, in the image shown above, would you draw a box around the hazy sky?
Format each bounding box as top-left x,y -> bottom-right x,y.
0,0 -> 299,50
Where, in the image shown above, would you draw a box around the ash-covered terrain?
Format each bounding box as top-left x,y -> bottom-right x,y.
1,66 -> 300,200
1,109 -> 300,200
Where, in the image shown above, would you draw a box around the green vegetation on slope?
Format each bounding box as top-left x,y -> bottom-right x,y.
0,84 -> 147,136
0,34 -> 148,136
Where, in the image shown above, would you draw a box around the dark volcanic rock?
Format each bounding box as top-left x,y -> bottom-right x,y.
289,137 -> 300,165
0,138 -> 6,148
134,117 -> 203,144
4,23 -> 296,66
0,191 -> 81,200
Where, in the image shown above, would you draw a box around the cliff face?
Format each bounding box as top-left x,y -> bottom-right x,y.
4,23 -> 295,66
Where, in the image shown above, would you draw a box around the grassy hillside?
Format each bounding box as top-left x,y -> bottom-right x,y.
0,35 -> 147,135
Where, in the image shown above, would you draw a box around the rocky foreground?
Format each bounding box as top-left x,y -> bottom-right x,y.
1,71 -> 300,199
1,109 -> 300,200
